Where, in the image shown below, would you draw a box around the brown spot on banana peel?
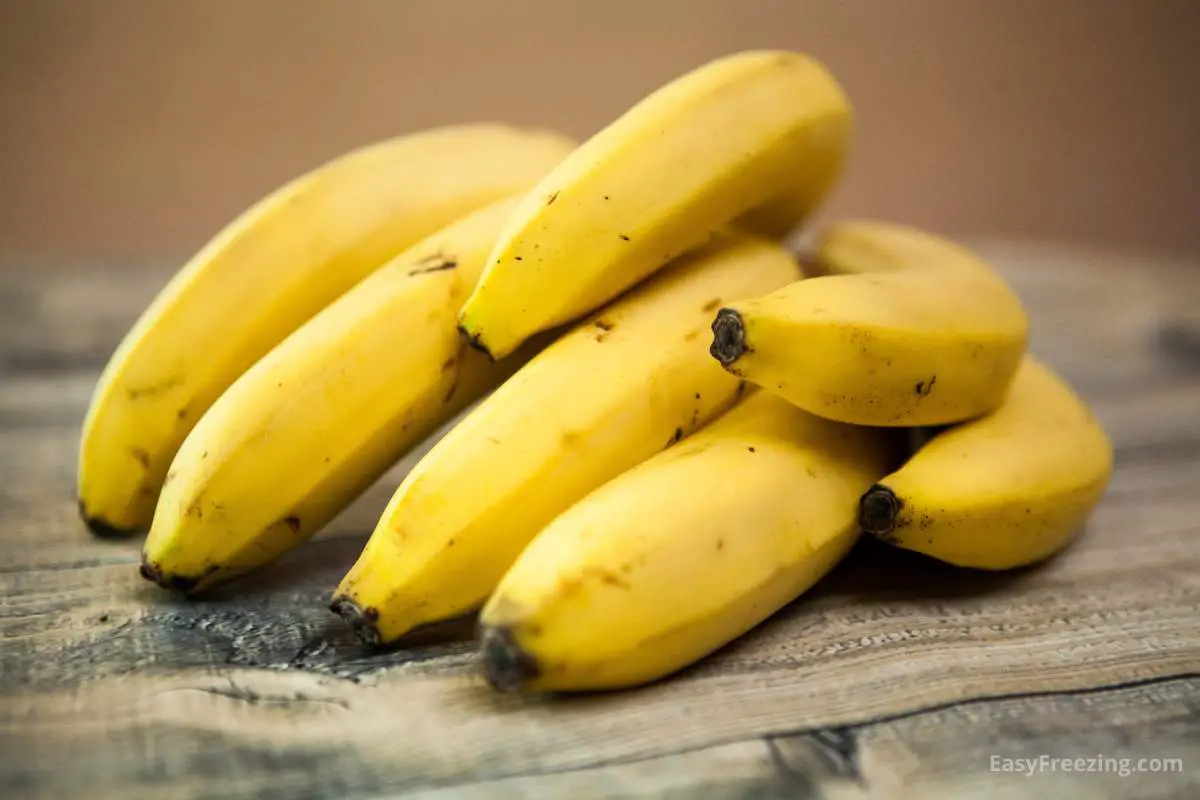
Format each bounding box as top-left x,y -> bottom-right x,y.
131,448 -> 151,470
859,484 -> 903,545
915,375 -> 937,397
407,253 -> 458,276
480,624 -> 540,693
702,297 -> 722,312
546,190 -> 559,205
710,308 -> 749,367
282,516 -> 301,535
330,598 -> 382,649
126,375 -> 184,401
581,566 -> 631,590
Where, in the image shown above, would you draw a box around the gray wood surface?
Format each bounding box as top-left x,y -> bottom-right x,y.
1,244 -> 1198,799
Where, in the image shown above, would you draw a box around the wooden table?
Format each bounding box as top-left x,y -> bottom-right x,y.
2,245 -> 1198,798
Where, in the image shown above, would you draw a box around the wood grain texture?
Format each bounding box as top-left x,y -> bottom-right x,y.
1,246 -> 1199,798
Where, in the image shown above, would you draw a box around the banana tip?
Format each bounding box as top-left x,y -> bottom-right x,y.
78,500 -> 137,539
457,323 -> 496,362
330,598 -> 382,649
137,558 -> 214,594
859,484 -> 901,539
479,623 -> 539,693
709,308 -> 748,367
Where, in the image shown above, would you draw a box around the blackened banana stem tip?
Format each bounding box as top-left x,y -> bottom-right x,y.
479,624 -> 539,693
457,323 -> 497,362
859,484 -> 900,537
78,499 -> 137,539
137,557 -> 214,595
330,598 -> 382,649
710,308 -> 748,366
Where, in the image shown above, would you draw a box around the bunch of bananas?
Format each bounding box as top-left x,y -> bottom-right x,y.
79,51 -> 1113,693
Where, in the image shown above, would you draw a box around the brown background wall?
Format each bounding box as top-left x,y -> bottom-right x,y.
1,0 -> 1197,263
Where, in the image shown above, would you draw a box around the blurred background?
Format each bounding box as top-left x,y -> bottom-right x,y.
1,0 -> 1197,265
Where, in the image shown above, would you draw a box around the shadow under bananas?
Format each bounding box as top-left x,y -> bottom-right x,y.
818,533 -> 1063,602
120,504 -> 1075,695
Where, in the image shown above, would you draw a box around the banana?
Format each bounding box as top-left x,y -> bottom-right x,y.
710,220 -> 1029,426
332,233 -> 802,645
78,125 -> 574,536
478,391 -> 896,693
457,50 -> 851,359
140,198 -> 541,593
859,357 -> 1113,569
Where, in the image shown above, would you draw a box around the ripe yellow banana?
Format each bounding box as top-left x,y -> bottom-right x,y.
458,50 -> 851,359
139,198 -> 540,593
332,233 -> 802,645
479,391 -> 896,693
78,125 -> 574,536
859,357 -> 1113,569
710,220 -> 1029,426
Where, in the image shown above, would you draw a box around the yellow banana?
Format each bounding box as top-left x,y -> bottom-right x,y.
859,357 -> 1113,569
140,198 -> 540,593
710,220 -> 1029,426
332,233 -> 801,645
78,125 -> 574,536
479,391 -> 896,693
458,50 -> 851,359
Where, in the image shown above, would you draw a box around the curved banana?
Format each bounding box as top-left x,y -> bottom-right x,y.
859,357 -> 1113,569
479,391 -> 896,693
79,125 -> 575,536
458,50 -> 851,359
332,233 -> 802,645
710,220 -> 1029,426
138,198 -> 539,594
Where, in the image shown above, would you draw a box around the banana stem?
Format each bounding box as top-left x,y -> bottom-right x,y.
709,308 -> 748,366
859,484 -> 901,540
79,499 -> 137,539
479,625 -> 540,693
457,324 -> 497,362
138,558 -> 214,594
330,599 -> 383,648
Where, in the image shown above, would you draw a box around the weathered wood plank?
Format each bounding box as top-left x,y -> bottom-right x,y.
2,462 -> 1197,794
3,669 -> 1195,797
1,247 -> 1198,798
